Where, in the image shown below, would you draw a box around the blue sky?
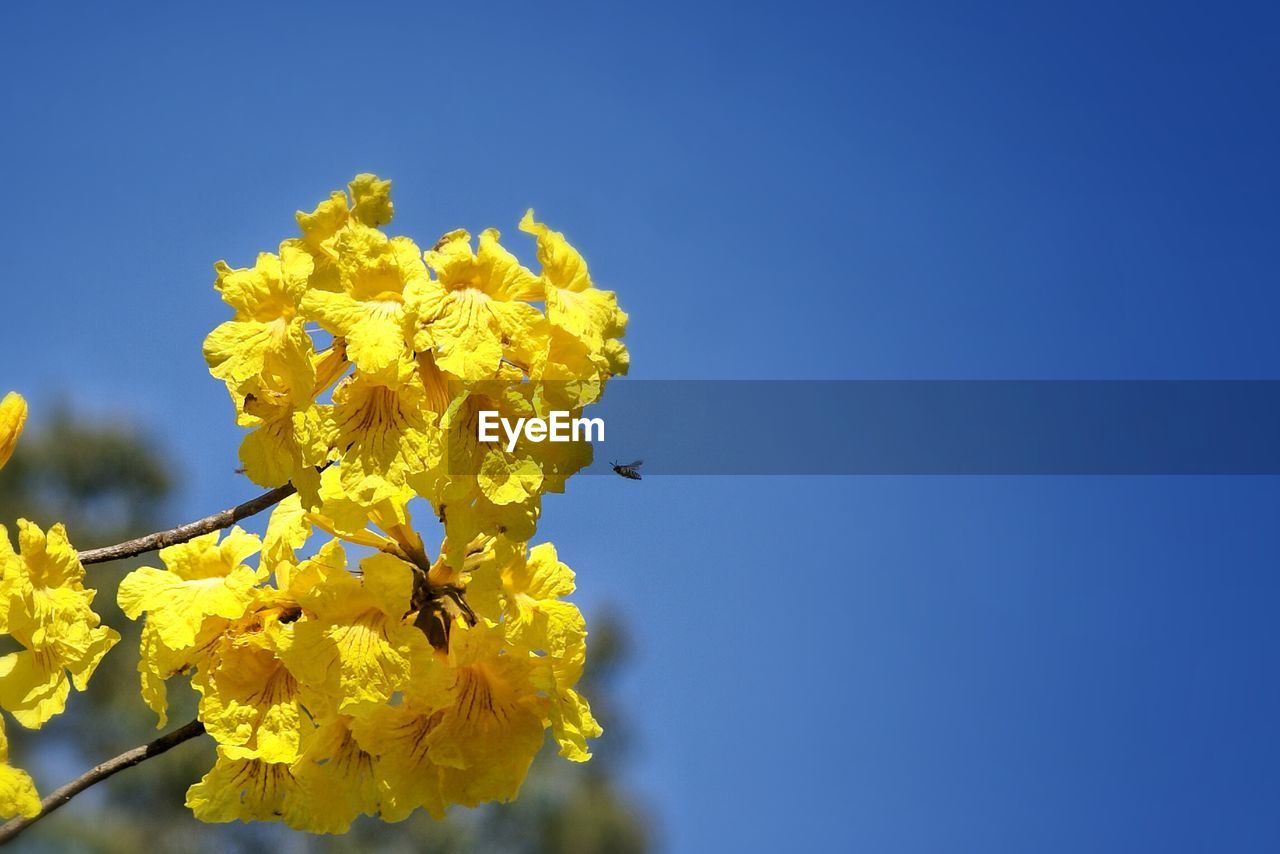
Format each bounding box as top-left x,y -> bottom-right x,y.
2,1 -> 1279,851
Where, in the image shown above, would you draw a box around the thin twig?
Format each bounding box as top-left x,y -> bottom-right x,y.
0,719 -> 206,845
78,482 -> 297,565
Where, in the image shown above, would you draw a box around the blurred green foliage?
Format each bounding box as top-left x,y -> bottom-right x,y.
0,408 -> 652,853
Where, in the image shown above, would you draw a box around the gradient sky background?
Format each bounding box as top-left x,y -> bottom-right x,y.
3,2 -> 1280,851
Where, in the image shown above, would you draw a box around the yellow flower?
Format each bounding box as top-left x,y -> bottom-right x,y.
468,543 -> 584,675
117,527 -> 264,651
428,620 -> 548,807
300,223 -> 428,384
347,696 -> 448,821
346,173 -> 394,228
277,543 -> 430,714
440,386 -> 547,506
0,718 -> 39,819
186,750 -> 307,826
232,344 -> 342,493
466,540 -> 599,761
120,529 -> 275,728
528,326 -> 612,410
344,644 -> 459,821
519,211 -> 627,354
0,522 -> 118,729
535,677 -> 602,764
409,228 -> 546,381
0,392 -> 26,471
192,610 -> 309,764
351,618 -> 550,814
311,466 -> 416,546
202,245 -> 316,406
260,493 -> 312,584
286,174 -> 396,294
288,715 -> 381,833
178,177 -> 624,831
322,359 -> 441,492
432,490 -> 541,570
424,385 -> 592,564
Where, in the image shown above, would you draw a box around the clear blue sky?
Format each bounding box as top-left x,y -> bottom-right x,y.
3,1 -> 1279,851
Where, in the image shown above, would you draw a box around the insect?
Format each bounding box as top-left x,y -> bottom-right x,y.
611,459 -> 644,480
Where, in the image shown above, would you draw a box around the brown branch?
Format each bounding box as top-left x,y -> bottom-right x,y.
0,719 -> 206,846
78,482 -> 297,565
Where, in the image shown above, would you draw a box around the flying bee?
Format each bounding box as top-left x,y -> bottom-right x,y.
610,459 -> 644,480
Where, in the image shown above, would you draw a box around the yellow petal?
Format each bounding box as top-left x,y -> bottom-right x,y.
261,494 -> 311,581
194,643 -> 308,763
212,251 -> 307,321
186,752 -> 307,825
326,368 -> 440,489
519,210 -> 591,292
118,529 -> 262,650
203,316 -> 314,403
348,173 -> 394,227
0,392 -> 27,471
0,649 -> 69,729
289,716 -> 380,833
118,566 -> 258,650
136,618 -> 223,729
348,701 -> 448,822
296,192 -> 348,248
14,521 -> 84,592
300,290 -> 412,383
280,609 -> 413,714
0,721 -> 39,819
547,688 -> 602,763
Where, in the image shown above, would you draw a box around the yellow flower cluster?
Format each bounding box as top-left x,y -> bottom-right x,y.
3,397 -> 122,819
201,176 -> 627,554
114,176 -> 626,830
0,515 -> 119,819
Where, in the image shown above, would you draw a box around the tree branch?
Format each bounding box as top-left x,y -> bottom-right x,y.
78,482 -> 297,565
0,719 -> 206,846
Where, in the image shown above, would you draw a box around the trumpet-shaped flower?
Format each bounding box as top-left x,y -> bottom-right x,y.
427,620 -> 549,807
322,359 -> 441,492
170,175 -> 622,832
409,228 -> 545,381
202,246 -> 316,406
117,528 -> 264,651
347,698 -> 449,821
286,174 -> 396,294
300,223 -> 428,384
345,646 -> 459,821
467,542 -> 586,682
289,715 -> 381,833
424,385 -> 591,564
466,541 -> 599,761
277,544 -> 431,714
233,344 -> 342,491
186,750 -> 308,827
136,615 -> 225,728
192,614 -> 310,763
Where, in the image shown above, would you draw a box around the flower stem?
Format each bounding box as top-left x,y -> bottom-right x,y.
0,719 -> 206,846
77,482 -> 298,565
